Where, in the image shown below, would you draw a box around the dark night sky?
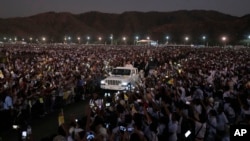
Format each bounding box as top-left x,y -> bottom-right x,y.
0,0 -> 250,18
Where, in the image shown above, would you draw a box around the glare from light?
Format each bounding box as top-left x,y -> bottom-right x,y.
87,36 -> 90,40
42,37 -> 46,41
202,36 -> 206,40
123,37 -> 126,41
147,36 -> 150,40
222,36 -> 227,41
77,37 -> 81,40
98,37 -> 102,41
135,36 -> 139,40
166,36 -> 169,40
185,37 -> 189,41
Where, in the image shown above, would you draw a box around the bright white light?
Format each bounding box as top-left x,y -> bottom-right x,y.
123,37 -> 126,41
202,36 -> 206,40
185,37 -> 189,41
135,36 -> 139,40
248,35 -> 250,39
98,37 -> 102,41
42,37 -> 46,41
77,37 -> 81,40
166,36 -> 169,40
110,36 -> 113,40
222,36 -> 227,41
68,37 -> 71,40
87,36 -> 90,40
147,36 -> 150,40
185,130 -> 191,138
29,37 -> 33,41
14,37 -> 17,41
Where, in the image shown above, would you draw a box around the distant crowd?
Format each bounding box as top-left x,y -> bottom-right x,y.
0,44 -> 250,141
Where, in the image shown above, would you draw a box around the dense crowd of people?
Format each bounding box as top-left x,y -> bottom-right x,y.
0,44 -> 250,141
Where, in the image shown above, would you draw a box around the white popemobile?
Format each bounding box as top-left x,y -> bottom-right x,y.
100,66 -> 140,91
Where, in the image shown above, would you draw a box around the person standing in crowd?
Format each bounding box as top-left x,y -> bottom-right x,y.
75,75 -> 85,101
2,89 -> 14,130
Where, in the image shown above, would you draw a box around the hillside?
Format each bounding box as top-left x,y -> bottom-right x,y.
0,10 -> 249,44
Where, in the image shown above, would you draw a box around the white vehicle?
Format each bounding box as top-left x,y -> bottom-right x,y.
100,66 -> 139,91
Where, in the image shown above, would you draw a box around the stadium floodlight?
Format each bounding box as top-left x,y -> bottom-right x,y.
98,37 -> 102,41
42,37 -> 46,41
135,36 -> 139,40
110,35 -> 113,45
221,36 -> 227,46
87,36 -> 90,40
185,37 -> 189,41
77,37 -> 81,44
68,37 -> 71,40
14,37 -> 17,41
166,36 -> 169,40
222,36 -> 227,41
202,36 -> 206,40
123,37 -> 126,41
248,35 -> 250,39
147,36 -> 150,40
29,37 -> 33,41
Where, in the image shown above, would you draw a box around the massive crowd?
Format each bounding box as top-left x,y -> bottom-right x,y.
0,44 -> 250,141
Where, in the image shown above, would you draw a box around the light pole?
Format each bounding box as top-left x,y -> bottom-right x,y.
135,36 -> 139,45
68,37 -> 71,43
222,36 -> 227,47
86,36 -> 90,44
98,37 -> 102,44
248,35 -> 250,47
123,37 -> 127,45
202,36 -> 206,46
166,36 -> 169,44
77,37 -> 81,44
185,36 -> 189,45
110,34 -> 113,45
29,37 -> 33,43
42,37 -> 46,43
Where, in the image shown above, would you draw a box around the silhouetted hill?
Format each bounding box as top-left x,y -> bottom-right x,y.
0,10 -> 249,44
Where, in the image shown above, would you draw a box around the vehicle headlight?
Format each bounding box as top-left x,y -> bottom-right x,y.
121,82 -> 128,86
101,80 -> 106,85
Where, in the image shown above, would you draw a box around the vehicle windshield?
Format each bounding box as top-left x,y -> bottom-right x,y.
112,69 -> 131,75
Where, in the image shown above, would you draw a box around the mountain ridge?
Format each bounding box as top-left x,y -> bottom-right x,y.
0,10 -> 249,44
